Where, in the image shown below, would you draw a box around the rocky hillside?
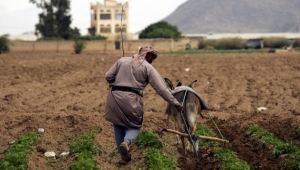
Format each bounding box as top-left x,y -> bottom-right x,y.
163,0 -> 300,34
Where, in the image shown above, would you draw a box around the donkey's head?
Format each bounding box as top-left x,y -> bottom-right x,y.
164,78 -> 201,156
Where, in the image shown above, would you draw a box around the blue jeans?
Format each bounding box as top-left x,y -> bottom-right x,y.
113,124 -> 140,152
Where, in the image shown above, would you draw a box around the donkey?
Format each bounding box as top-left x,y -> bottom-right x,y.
164,78 -> 208,156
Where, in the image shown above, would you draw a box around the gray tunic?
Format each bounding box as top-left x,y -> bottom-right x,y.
104,57 -> 180,128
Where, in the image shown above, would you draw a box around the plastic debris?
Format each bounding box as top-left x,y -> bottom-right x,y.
257,107 -> 267,111
44,151 -> 56,158
185,68 -> 190,72
60,152 -> 70,156
38,128 -> 44,133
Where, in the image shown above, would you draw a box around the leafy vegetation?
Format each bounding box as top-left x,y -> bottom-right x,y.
69,132 -> 101,170
262,36 -> 288,48
198,37 -> 246,49
135,131 -> 163,149
248,126 -> 297,156
73,39 -> 86,54
76,35 -> 107,41
29,0 -> 80,40
139,21 -> 181,40
213,148 -> 251,170
144,148 -> 176,170
0,35 -> 10,54
196,125 -> 251,169
248,126 -> 300,169
0,132 -> 39,169
195,125 -> 218,147
135,130 -> 176,170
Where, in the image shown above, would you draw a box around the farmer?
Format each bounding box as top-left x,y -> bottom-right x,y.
104,46 -> 183,165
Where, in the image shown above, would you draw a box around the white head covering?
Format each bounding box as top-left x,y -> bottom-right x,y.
132,46 -> 158,67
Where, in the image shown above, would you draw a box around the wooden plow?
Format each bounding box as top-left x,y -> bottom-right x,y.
161,128 -> 229,144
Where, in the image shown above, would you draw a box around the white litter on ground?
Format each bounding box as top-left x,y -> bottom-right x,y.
185,68 -> 190,72
257,107 -> 267,111
38,128 -> 44,133
44,151 -> 56,158
60,152 -> 70,156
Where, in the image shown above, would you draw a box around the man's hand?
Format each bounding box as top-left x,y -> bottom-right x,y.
175,104 -> 183,112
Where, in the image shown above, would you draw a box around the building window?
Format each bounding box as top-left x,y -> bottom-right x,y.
100,14 -> 111,20
100,26 -> 111,33
100,10 -> 104,12
107,10 -> 111,12
115,14 -> 126,20
115,25 -> 126,33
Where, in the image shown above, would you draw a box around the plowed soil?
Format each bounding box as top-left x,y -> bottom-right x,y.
0,52 -> 300,170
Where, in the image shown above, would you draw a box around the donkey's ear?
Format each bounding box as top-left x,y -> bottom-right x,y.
188,80 -> 197,89
164,78 -> 174,90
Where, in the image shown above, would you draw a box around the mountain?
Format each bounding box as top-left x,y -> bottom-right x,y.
163,0 -> 300,34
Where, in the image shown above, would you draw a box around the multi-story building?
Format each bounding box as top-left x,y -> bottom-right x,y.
89,0 -> 132,41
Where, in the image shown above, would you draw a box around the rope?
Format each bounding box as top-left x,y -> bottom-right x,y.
205,110 -> 226,140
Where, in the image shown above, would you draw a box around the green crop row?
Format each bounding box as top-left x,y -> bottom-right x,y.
195,125 -> 251,170
0,132 -> 39,170
69,132 -> 102,170
135,130 -> 177,170
248,125 -> 300,169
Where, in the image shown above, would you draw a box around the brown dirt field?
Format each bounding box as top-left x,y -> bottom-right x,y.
0,52 -> 300,170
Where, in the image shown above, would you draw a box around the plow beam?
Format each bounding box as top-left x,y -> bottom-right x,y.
162,128 -> 229,144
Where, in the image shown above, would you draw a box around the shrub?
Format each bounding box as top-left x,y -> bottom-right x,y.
76,35 -> 107,41
198,38 -> 246,49
293,38 -> 300,48
263,36 -> 288,48
215,37 -> 246,49
135,130 -> 162,149
73,39 -> 86,54
0,35 -> 10,54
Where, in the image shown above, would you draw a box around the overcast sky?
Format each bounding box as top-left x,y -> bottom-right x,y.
0,0 -> 187,36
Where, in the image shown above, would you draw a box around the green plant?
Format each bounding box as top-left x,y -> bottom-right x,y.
295,126 -> 300,135
0,35 -> 10,54
0,132 -> 39,169
135,131 -> 162,149
213,148 -> 251,170
69,132 -> 101,170
195,125 -> 219,147
69,133 -> 98,155
263,36 -> 288,48
248,126 -> 297,156
144,148 -> 176,170
73,39 -> 86,54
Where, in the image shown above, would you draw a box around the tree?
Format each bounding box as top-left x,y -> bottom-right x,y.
139,21 -> 181,40
0,34 -> 10,54
29,0 -> 80,40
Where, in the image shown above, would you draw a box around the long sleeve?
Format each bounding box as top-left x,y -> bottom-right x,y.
148,68 -> 180,107
105,60 -> 120,84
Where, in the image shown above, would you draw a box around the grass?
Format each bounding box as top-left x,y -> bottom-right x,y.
248,125 -> 300,169
0,131 -> 39,170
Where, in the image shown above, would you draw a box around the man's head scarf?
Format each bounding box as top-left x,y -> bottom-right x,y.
132,46 -> 158,67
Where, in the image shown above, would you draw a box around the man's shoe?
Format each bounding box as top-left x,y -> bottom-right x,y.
119,142 -> 131,162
